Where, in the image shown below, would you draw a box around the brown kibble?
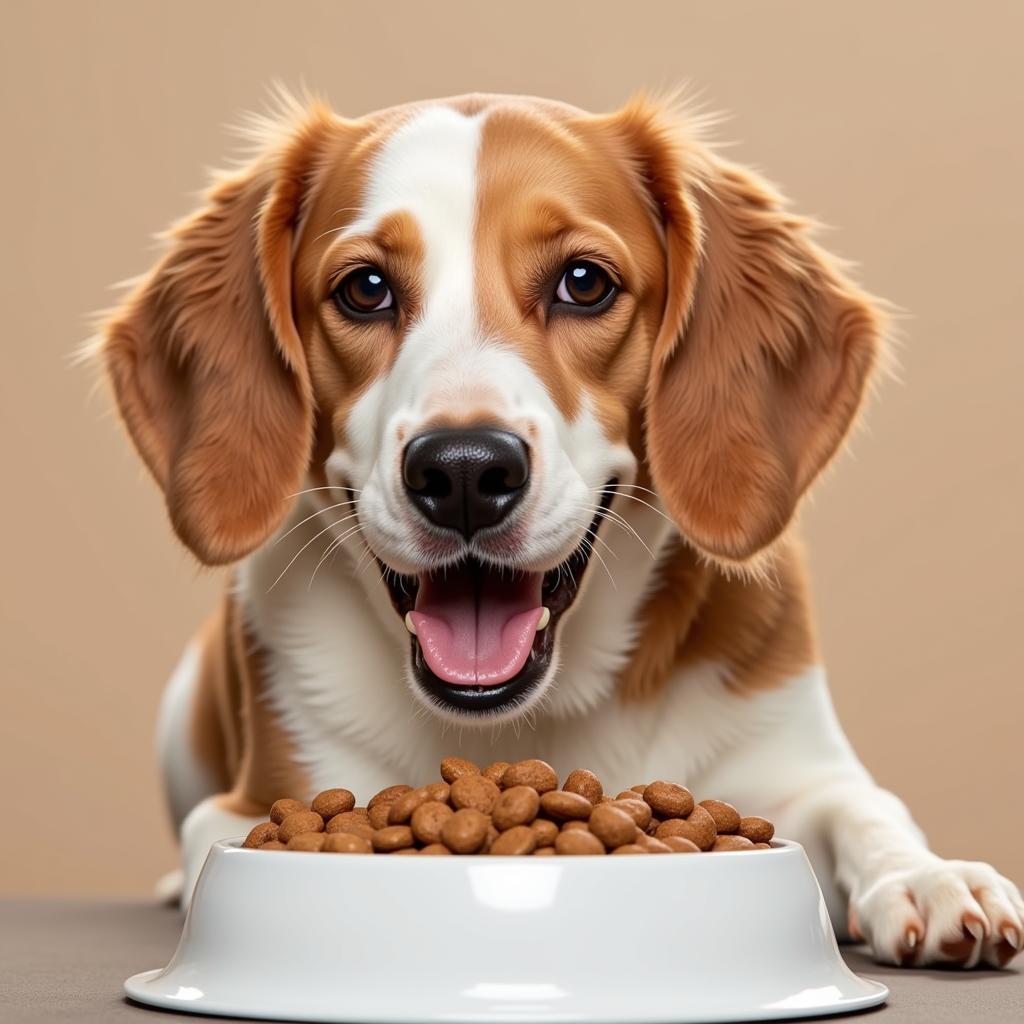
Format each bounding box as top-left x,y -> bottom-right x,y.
368,803 -> 393,830
588,804 -> 637,849
699,799 -> 741,834
482,824 -> 499,852
753,842 -> 772,850
490,825 -> 538,855
325,808 -> 370,831
610,798 -> 652,830
630,784 -> 647,794
492,786 -> 540,831
738,816 -> 775,844
368,784 -> 413,810
391,847 -> 418,855
636,834 -> 672,853
561,820 -> 589,832
440,808 -> 490,854
372,825 -> 415,852
410,801 -> 454,845
482,761 -> 511,785
259,840 -> 286,851
243,822 -> 278,849
539,790 -> 593,821
656,805 -> 716,850
611,843 -> 648,855
643,781 -> 694,820
419,843 -> 452,855
450,774 -> 501,814
440,757 -> 480,783
554,829 -> 605,855
287,831 -> 326,852
646,819 -> 662,836
501,759 -> 558,794
533,846 -> 557,856
615,790 -> 640,801
563,769 -> 603,804
277,810 -> 325,843
311,788 -> 356,820
530,818 -> 558,847
325,815 -> 373,841
269,798 -> 307,825
388,787 -> 431,824
661,835 -> 701,853
323,832 -> 372,854
424,781 -> 451,804
713,834 -> 755,852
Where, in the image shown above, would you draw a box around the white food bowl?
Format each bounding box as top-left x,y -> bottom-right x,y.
125,838 -> 887,1023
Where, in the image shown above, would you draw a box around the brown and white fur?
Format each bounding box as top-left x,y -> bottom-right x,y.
97,91 -> 1022,968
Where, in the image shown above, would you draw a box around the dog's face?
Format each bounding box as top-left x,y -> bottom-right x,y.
100,93 -> 881,723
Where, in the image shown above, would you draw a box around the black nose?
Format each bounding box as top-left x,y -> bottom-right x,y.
402,428 -> 530,539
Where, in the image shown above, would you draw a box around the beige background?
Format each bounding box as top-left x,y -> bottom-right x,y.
1,0 -> 1021,897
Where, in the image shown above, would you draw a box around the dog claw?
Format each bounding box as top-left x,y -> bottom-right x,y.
964,914 -> 986,942
1002,925 -> 1021,951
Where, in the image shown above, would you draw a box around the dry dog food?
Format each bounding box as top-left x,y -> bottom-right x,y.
243,758 -> 776,856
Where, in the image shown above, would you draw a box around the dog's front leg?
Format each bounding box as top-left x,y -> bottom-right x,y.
785,777 -> 1023,968
694,668 -> 1023,968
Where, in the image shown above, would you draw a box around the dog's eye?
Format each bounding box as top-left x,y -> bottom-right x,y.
554,261 -> 616,310
334,267 -> 394,318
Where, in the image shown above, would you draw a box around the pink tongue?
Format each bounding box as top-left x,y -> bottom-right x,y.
409,568 -> 544,686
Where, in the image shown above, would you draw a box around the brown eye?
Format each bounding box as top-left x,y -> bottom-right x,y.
334,266 -> 394,318
554,260 -> 616,310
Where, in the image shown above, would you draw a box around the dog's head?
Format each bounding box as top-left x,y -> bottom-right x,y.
100,92 -> 882,722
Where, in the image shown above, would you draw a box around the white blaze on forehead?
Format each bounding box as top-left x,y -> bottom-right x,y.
343,104 -> 483,304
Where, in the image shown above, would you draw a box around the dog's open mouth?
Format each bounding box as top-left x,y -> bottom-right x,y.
380,484 -> 615,714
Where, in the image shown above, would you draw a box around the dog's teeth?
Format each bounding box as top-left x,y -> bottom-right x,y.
537,607 -> 551,630
404,612 -> 417,635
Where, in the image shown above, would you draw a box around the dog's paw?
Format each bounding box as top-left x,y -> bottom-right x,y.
849,859 -> 1024,968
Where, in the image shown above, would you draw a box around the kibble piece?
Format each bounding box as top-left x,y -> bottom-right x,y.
661,835 -> 701,853
712,834 -> 755,852
278,810 -> 325,843
440,808 -> 490,854
325,807 -> 370,829
737,816 -> 775,844
325,815 -> 373,841
563,769 -> 603,804
269,798 -> 307,825
533,846 -> 557,856
424,781 -> 451,804
643,781 -> 694,820
699,799 -> 741,834
611,843 -> 648,855
440,757 -> 480,783
482,824 -> 499,852
610,798 -> 652,830
323,832 -> 372,854
259,840 -> 286,851
530,818 -> 558,848
492,786 -> 540,830
410,801 -> 455,845
287,831 -> 326,852
588,804 -> 637,849
554,829 -> 605,855
630,784 -> 647,794
561,820 -> 589,832
368,803 -> 394,830
368,784 -> 413,810
615,790 -> 640,801
490,825 -> 538,856
656,805 -> 716,850
388,787 -> 431,824
752,842 -> 772,850
372,825 -> 415,852
636,834 -> 672,853
539,790 -> 593,821
501,759 -> 558,794
450,774 -> 501,814
311,788 -> 356,820
419,843 -> 452,855
243,822 -> 278,849
482,761 -> 511,785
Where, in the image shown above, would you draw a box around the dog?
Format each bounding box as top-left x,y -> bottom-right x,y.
97,90 -> 1022,968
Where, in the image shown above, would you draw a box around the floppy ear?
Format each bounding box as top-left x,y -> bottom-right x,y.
100,103 -> 335,565
618,102 -> 885,563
